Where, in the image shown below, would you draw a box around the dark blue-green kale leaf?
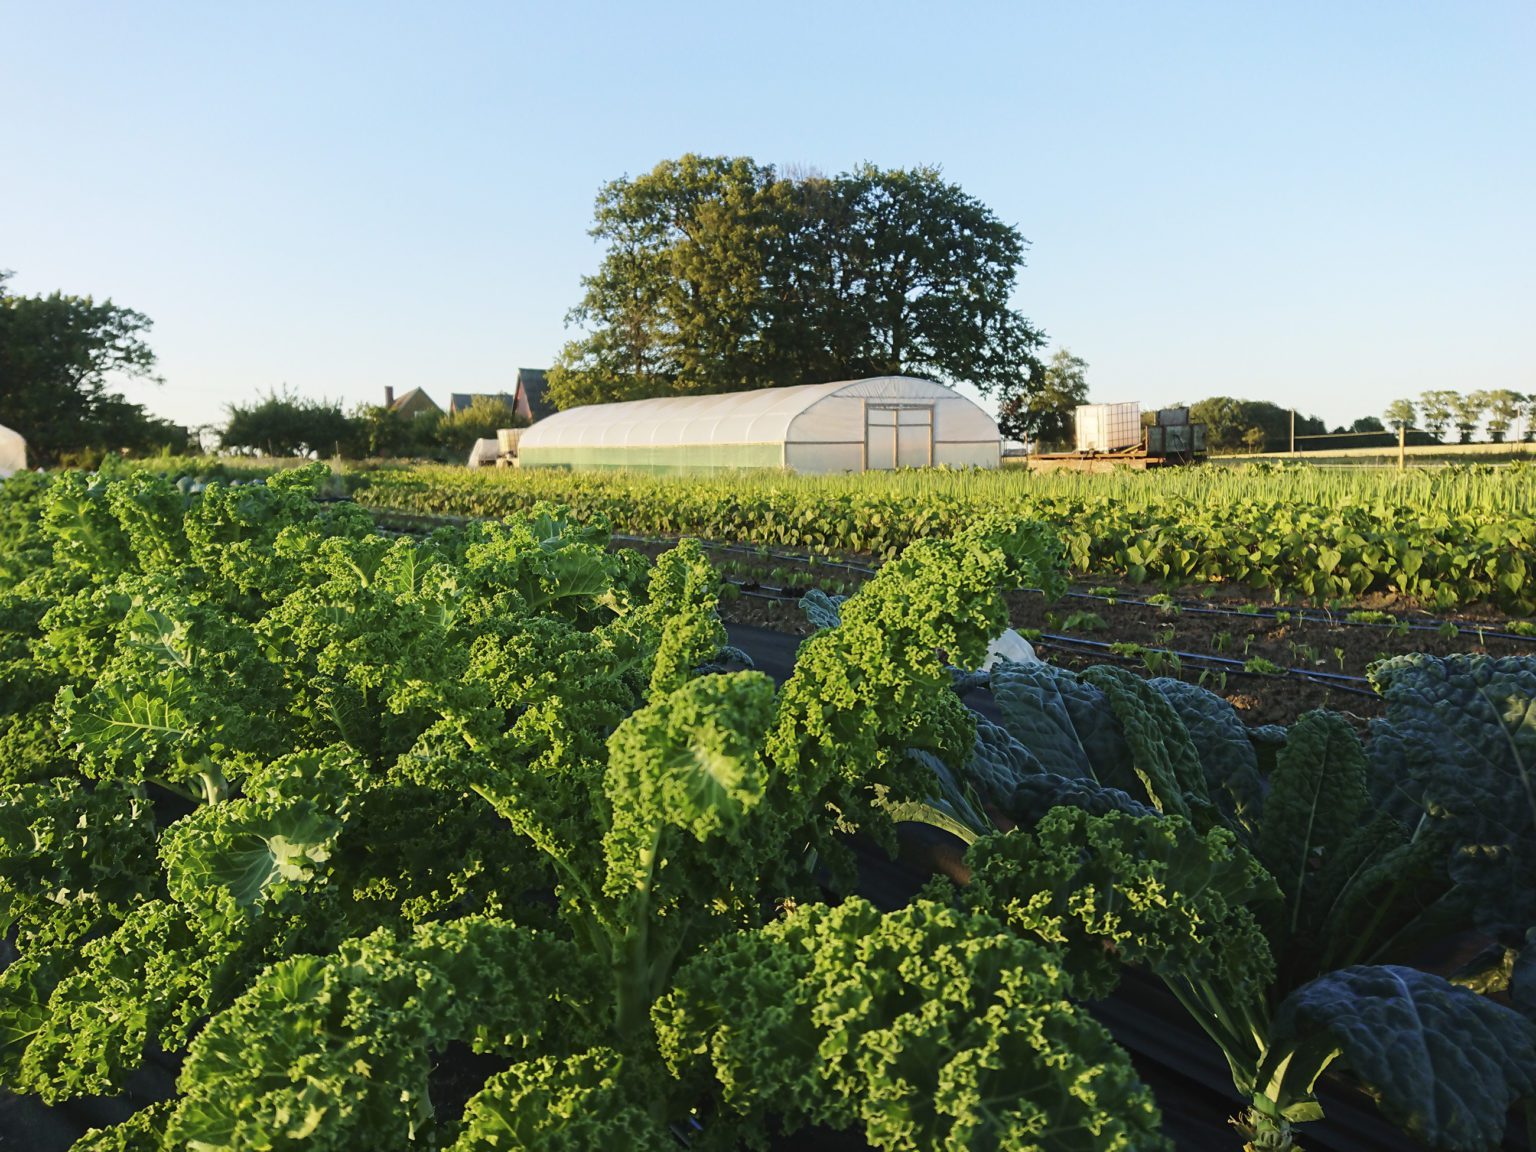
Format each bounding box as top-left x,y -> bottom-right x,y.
1261,964 -> 1536,1152
1368,653 -> 1536,942
1150,676 -> 1265,834
988,660 -> 1131,784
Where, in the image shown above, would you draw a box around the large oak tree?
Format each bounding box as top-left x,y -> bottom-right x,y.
547,156 -> 1046,409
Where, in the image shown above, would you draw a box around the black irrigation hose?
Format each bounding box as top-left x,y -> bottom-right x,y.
1051,587 -> 1536,645
1037,632 -> 1380,698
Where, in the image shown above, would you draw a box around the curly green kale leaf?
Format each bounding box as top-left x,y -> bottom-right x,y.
448,1047 -> 673,1152
67,1100 -> 173,1152
12,898 -> 251,1101
181,463 -> 374,606
256,534 -> 477,761
55,595 -> 282,798
167,917 -> 592,1152
588,535 -> 730,702
656,898 -> 1168,1152
961,808 -> 1278,1009
0,776 -> 157,948
767,520 -> 1062,879
596,671 -> 782,1034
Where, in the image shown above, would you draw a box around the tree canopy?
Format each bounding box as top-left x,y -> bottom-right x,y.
1187,397 -> 1325,453
547,156 -> 1046,410
0,270 -> 186,464
997,348 -> 1088,447
218,391 -> 527,460
220,388 -> 358,457
1382,399 -> 1416,432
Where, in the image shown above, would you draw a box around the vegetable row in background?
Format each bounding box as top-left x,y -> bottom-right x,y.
349,463 -> 1536,613
0,467 -> 1531,1151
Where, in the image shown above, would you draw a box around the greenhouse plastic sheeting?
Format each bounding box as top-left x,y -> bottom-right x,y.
516,377 -> 1000,473
0,424 -> 27,478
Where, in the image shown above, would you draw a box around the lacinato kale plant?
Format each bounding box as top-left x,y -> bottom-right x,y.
925,655 -> 1536,1151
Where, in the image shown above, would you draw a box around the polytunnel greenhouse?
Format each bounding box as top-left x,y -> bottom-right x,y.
514,376 -> 1001,473
0,424 -> 27,478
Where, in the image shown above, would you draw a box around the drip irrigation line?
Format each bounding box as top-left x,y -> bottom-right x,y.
1049,587 -> 1536,645
1037,632 -> 1378,697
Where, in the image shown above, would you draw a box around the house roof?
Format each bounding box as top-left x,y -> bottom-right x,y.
391,388 -> 441,414
515,368 -> 556,422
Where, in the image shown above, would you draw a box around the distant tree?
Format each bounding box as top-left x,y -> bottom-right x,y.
1452,391 -> 1488,443
221,388 -> 359,457
1242,426 -> 1266,453
549,155 -> 1045,410
996,348 -> 1088,448
352,403 -> 439,459
1382,399 -> 1416,432
433,397 -> 523,457
1350,416 -> 1386,434
0,270 -> 184,464
1189,397 -> 1246,452
1524,394 -> 1536,443
1483,389 -> 1525,443
1417,390 -> 1458,441
1188,397 -> 1324,452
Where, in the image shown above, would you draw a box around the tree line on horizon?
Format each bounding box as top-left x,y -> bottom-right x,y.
5,148 -> 1531,466
216,390 -> 524,461
1382,390 -> 1535,444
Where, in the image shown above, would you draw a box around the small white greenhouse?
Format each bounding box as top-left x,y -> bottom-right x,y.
515,377 -> 1000,474
0,424 -> 27,478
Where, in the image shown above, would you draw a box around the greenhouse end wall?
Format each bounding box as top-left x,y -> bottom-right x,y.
517,442 -> 785,473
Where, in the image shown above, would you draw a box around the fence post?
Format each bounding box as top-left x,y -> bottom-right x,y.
1398,424 -> 1406,471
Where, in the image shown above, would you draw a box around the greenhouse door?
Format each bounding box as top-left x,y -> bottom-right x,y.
865,406 -> 933,469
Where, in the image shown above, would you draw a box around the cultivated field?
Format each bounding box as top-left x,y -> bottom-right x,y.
2,462 -> 1533,1152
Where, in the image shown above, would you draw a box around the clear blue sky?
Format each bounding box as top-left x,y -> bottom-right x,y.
3,1 -> 1531,433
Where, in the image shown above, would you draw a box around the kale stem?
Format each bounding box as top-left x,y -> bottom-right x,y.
1161,975 -> 1252,1090
613,824 -> 664,1039
145,773 -> 200,804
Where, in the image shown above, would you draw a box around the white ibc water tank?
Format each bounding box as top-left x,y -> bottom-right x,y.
1074,403 -> 1142,452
